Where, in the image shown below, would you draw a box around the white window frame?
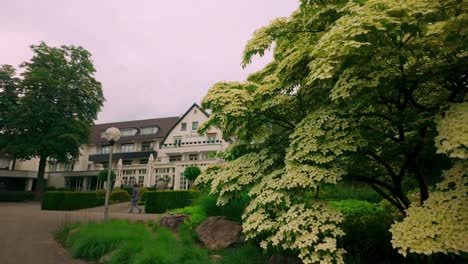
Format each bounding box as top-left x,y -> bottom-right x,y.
121,143 -> 134,153
173,137 -> 182,147
181,122 -> 187,131
100,145 -> 111,154
191,121 -> 199,131
120,128 -> 137,137
141,141 -> 154,151
140,126 -> 159,135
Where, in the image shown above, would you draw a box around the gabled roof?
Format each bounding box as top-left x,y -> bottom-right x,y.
161,103 -> 210,144
90,116 -> 179,144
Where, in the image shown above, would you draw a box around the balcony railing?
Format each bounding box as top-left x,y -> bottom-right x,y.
88,150 -> 157,162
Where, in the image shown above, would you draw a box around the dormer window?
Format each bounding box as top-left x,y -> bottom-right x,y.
120,128 -> 137,137
140,126 -> 159,135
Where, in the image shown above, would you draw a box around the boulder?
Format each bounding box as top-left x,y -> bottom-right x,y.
196,216 -> 243,250
160,213 -> 190,231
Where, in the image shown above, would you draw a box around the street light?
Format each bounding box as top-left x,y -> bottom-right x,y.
103,127 -> 121,221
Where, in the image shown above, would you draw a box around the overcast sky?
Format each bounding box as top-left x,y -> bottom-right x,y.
1,0 -> 298,123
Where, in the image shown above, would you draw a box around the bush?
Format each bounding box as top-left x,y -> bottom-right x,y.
0,191 -> 34,202
329,200 -> 401,263
318,182 -> 382,203
58,220 -> 267,264
145,191 -> 200,213
195,192 -> 248,222
110,189 -> 131,202
98,169 -> 116,182
42,191 -> 101,210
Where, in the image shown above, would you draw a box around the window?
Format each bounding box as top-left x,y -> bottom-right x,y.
169,155 -> 182,162
64,162 -> 74,172
141,141 -> 154,151
139,159 -> 148,164
122,160 -> 132,166
122,170 -> 135,175
174,137 -> 182,147
121,143 -> 134,153
138,176 -> 144,185
189,154 -> 198,161
192,121 -> 199,131
181,122 -> 187,131
180,173 -> 189,190
100,145 -> 111,154
141,126 -> 159,135
120,128 -> 137,137
139,169 -> 147,175
100,131 -> 106,138
48,162 -> 57,172
207,133 -> 216,143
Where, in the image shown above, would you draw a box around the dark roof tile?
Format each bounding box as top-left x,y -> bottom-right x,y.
90,116 -> 179,144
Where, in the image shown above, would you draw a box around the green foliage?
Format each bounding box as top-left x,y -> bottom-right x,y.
330,200 -> 399,263
217,243 -> 265,264
58,220 -> 269,264
184,166 -> 201,181
98,170 -> 116,182
42,191 -> 101,210
195,192 -> 248,222
110,189 -> 131,202
64,220 -> 151,260
0,42 -> 104,197
173,205 -> 208,229
0,191 -> 34,202
145,191 -> 199,214
317,183 -> 381,203
198,0 -> 467,261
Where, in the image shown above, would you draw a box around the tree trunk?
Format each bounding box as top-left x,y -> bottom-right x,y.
34,155 -> 47,201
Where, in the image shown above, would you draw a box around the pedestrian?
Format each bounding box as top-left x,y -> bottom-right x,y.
129,184 -> 142,214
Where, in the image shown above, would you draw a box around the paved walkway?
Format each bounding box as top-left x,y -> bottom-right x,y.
0,202 -> 160,264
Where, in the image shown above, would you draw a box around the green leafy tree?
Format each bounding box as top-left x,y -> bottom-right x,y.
184,166 -> 201,181
98,169 -> 116,182
196,0 -> 467,262
1,42 -> 104,199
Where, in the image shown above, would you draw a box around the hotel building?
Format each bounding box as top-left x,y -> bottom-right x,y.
0,104 -> 228,191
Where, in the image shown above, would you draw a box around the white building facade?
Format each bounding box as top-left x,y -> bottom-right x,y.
0,104 -> 228,191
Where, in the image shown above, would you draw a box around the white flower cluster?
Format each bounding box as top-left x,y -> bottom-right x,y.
434,103 -> 468,159
390,161 -> 468,256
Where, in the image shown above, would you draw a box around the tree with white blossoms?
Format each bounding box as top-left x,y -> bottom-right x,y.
196,0 -> 466,263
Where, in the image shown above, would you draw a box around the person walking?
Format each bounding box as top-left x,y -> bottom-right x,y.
129,184 -> 142,214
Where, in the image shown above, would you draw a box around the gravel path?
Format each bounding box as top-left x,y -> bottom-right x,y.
0,202 -> 160,264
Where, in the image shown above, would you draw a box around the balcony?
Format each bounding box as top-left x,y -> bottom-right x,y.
88,150 -> 157,162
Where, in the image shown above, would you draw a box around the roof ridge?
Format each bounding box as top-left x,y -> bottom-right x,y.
94,116 -> 180,126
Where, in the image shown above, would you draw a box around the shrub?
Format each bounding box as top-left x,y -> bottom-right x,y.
184,166 -> 201,181
65,220 -> 151,260
318,183 -> 382,203
145,191 -> 199,213
98,169 -> 116,182
329,200 -> 401,263
0,191 -> 34,202
173,205 -> 208,230
42,191 -> 101,210
110,189 -> 131,202
195,192 -> 248,222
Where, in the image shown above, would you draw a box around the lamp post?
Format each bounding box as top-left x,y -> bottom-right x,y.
103,127 -> 121,221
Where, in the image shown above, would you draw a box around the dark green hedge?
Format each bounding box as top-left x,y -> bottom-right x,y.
329,200 -> 402,263
145,191 -> 199,213
42,191 -> 101,210
0,191 -> 34,202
